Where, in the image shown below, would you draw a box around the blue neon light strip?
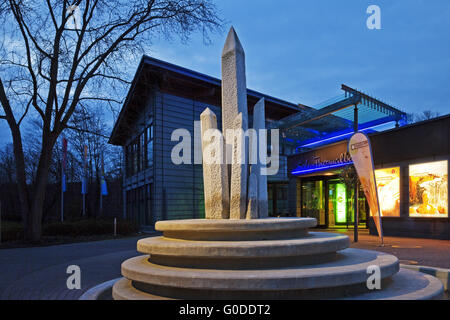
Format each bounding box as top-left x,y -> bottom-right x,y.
300,131 -> 354,148
291,161 -> 354,175
298,120 -> 396,148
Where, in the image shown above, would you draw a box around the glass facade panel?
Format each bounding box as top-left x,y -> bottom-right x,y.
126,183 -> 153,225
268,185 -> 273,216
268,184 -> 289,217
277,184 -> 289,216
125,121 -> 154,177
300,177 -> 367,228
301,181 -> 325,226
146,121 -> 154,168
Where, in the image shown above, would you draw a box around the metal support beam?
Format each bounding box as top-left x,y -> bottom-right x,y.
342,84 -> 406,118
275,94 -> 361,130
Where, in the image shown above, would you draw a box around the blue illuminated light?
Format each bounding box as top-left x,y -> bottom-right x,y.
291,162 -> 354,175
300,131 -> 353,148
298,120 -> 396,148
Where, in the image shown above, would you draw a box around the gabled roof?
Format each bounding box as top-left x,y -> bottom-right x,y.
109,55 -> 303,145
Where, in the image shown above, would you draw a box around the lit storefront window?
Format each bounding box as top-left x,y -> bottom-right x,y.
375,167 -> 400,217
409,160 -> 448,218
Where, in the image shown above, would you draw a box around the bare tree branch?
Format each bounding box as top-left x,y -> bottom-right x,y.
0,0 -> 223,240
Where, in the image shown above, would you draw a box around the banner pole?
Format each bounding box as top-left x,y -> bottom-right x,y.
61,136 -> 66,223
353,104 -> 359,243
83,145 -> 87,218
61,168 -> 64,222
100,152 -> 103,216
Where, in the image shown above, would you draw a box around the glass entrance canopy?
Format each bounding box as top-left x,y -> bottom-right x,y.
271,85 -> 407,153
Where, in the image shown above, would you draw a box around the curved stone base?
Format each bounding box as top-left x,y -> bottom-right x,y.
155,218 -> 317,241
110,218 -> 444,300
112,268 -> 443,300
138,232 -> 350,269
79,278 -> 120,300
121,248 -> 399,292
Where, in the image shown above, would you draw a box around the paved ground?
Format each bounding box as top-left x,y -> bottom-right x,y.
325,228 -> 450,269
0,229 -> 448,300
0,233 -> 152,300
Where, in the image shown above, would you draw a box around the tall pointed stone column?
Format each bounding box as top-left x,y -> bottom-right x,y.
246,172 -> 258,219
222,27 -> 248,219
230,113 -> 248,219
222,26 -> 248,139
253,98 -> 269,218
200,108 -> 229,219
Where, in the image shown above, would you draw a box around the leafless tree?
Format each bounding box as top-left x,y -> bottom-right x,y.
0,143 -> 15,184
66,104 -> 122,217
0,0 -> 222,240
406,110 -> 441,124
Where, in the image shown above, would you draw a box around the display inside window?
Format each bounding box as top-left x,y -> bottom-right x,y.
335,183 -> 347,223
375,167 -> 400,217
409,160 -> 448,218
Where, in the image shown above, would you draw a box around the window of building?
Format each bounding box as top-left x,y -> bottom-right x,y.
126,145 -> 133,177
140,133 -> 145,172
146,183 -> 152,225
375,167 -> 400,217
409,160 -> 448,218
125,120 -> 154,177
146,121 -> 153,168
126,184 -> 153,226
133,138 -> 139,175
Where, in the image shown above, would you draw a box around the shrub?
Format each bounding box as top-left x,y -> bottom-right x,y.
1,218 -> 139,242
43,218 -> 139,237
1,221 -> 23,242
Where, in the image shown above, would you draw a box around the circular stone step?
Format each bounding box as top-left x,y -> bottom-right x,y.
137,232 -> 350,268
155,218 -> 317,241
120,248 -> 399,293
341,268 -> 444,300
112,268 -> 443,300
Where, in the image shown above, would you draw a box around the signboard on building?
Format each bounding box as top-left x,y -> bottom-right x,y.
291,141 -> 353,176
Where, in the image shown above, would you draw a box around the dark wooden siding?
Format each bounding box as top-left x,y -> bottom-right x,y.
152,91 -> 222,223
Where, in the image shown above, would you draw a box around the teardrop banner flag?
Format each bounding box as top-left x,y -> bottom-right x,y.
348,132 -> 384,245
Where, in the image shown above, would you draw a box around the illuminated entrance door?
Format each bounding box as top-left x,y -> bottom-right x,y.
301,180 -> 326,227
301,178 -> 368,228
328,181 -> 351,227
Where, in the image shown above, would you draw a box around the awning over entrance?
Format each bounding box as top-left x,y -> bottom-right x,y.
271,85 -> 407,152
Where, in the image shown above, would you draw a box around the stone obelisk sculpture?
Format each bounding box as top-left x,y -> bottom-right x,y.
252,98 -> 269,218
246,173 -> 258,219
230,112 -> 248,219
222,27 -> 249,220
200,108 -> 230,219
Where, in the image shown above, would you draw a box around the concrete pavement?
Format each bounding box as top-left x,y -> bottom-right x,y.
325,228 -> 450,269
0,229 -> 448,300
0,234 -> 152,300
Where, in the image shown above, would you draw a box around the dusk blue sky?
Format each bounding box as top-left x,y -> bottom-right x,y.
148,0 -> 450,114
1,0 -> 449,146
